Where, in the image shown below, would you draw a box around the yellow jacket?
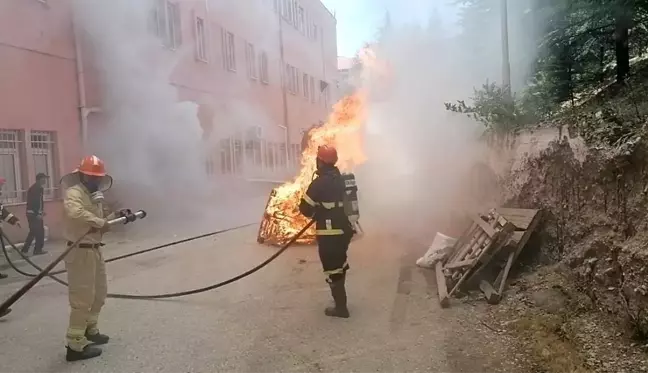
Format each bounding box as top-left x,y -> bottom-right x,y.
62,184 -> 114,244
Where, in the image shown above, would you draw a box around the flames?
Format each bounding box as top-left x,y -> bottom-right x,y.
258,91 -> 368,245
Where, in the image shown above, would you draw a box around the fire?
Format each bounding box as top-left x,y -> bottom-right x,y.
257,91 -> 368,245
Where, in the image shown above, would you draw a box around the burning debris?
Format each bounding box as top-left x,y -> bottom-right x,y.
257,92 -> 368,246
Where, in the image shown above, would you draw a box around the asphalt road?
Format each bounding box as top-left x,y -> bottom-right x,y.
0,190 -> 518,372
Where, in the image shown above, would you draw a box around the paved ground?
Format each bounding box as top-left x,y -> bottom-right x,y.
0,188 -> 519,372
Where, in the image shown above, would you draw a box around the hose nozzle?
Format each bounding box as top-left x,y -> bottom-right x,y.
108,210 -> 147,226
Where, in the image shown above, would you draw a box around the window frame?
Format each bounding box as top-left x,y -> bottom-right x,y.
303,73 -> 309,100
246,42 -> 258,80
221,29 -> 236,72
259,52 -> 269,84
0,130 -> 23,204
195,16 -> 208,62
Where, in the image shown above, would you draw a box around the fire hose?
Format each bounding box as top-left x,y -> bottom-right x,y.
0,212 -> 314,318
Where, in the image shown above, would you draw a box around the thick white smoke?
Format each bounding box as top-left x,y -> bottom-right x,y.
355,1 -> 543,241
72,0 -> 209,218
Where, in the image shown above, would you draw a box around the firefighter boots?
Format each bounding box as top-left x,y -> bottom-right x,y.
325,278 -> 350,318
65,345 -> 102,362
85,330 -> 110,345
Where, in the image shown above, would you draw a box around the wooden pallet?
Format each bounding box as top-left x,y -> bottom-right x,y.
491,208 -> 543,298
435,207 -> 543,307
437,214 -> 515,307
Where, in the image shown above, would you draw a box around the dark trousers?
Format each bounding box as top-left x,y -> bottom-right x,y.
23,214 -> 45,253
317,233 -> 352,283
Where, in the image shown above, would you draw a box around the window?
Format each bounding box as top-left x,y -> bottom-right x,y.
220,139 -> 232,174
303,73 -> 309,100
297,6 -> 305,33
205,155 -> 216,176
0,130 -> 22,203
260,52 -> 269,84
284,64 -> 300,94
151,0 -> 182,49
245,42 -> 257,80
312,23 -> 318,40
281,0 -> 289,20
287,0 -> 294,25
320,81 -> 330,107
291,1 -> 298,27
310,76 -> 315,102
221,29 -> 236,71
294,67 -> 300,94
195,17 -> 208,62
30,131 -> 56,200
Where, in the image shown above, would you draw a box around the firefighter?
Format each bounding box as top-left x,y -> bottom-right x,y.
62,155 -> 126,362
299,145 -> 354,318
0,177 -> 21,280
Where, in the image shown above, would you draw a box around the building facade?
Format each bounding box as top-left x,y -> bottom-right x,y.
0,0 -> 337,238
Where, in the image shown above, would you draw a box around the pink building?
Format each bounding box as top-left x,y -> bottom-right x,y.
0,0 -> 338,239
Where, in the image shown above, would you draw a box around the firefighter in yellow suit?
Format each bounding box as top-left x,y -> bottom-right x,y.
62,155 -> 121,362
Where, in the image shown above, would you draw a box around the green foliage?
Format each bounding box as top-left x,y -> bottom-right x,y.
445,81 -> 536,138
450,0 -> 648,142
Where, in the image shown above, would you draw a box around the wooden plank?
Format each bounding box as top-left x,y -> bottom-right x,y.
495,210 -> 544,289
498,208 -> 539,230
449,229 -> 483,265
436,261 -> 450,308
473,215 -> 497,238
467,232 -> 490,259
497,208 -> 540,218
500,216 -> 534,230
446,222 -> 478,264
496,251 -> 516,296
447,223 -> 515,298
506,231 -> 525,246
479,280 -> 501,304
465,222 -> 516,285
444,258 -> 476,270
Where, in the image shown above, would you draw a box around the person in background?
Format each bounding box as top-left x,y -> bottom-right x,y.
0,177 -> 22,279
22,173 -> 49,256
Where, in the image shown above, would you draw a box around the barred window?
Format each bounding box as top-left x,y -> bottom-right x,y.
0,130 -> 23,203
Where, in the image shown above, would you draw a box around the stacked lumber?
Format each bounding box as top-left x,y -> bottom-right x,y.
436,208 -> 543,308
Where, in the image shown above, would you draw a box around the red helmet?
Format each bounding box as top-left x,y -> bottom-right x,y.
317,145 -> 338,165
77,155 -> 107,177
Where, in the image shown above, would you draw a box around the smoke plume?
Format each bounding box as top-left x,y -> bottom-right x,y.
72,0 -> 210,220
355,0 -> 544,242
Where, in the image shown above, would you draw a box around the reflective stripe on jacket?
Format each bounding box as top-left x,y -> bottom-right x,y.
298,166 -> 352,236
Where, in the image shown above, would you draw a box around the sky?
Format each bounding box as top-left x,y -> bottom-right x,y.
320,0 -> 459,57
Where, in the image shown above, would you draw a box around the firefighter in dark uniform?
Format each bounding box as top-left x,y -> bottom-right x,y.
299,145 -> 354,318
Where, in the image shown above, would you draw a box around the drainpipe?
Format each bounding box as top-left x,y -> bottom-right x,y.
277,7 -> 290,170
278,124 -> 289,174
320,25 -> 328,109
72,17 -> 88,151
